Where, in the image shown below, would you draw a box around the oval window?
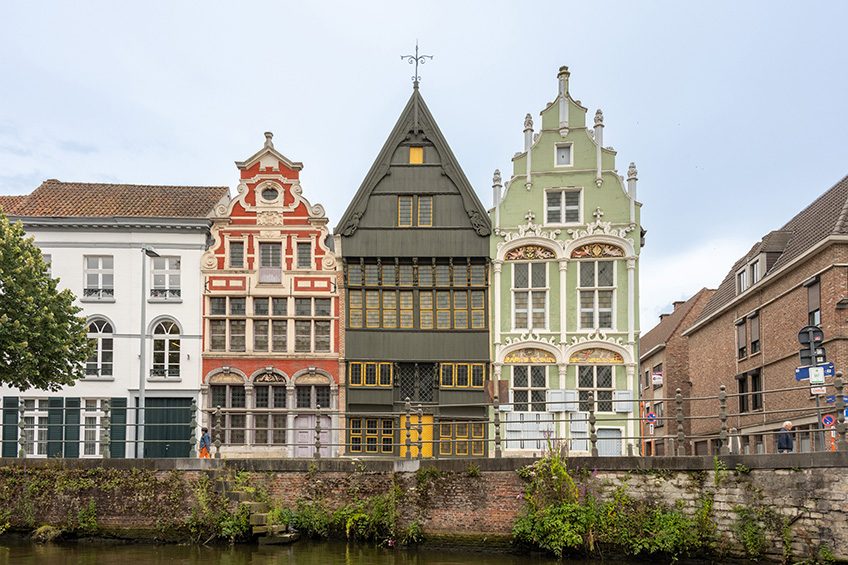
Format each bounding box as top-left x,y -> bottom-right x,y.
262,187 -> 279,201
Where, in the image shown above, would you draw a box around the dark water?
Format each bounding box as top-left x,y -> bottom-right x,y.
0,539 -> 634,565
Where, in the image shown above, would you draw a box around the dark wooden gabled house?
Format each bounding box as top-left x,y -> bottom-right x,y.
335,85 -> 492,457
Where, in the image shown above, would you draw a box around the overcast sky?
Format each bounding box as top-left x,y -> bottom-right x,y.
2,1 -> 847,332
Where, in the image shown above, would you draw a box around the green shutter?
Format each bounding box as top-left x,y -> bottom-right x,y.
2,397 -> 19,458
65,398 -> 80,458
110,398 -> 127,459
47,398 -> 64,458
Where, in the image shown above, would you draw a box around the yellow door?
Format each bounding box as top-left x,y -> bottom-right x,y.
399,414 -> 433,457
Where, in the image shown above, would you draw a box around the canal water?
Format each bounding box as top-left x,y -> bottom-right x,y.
0,538 -> 634,565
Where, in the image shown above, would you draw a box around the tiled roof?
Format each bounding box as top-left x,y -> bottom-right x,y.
693,173 -> 848,325
640,288 -> 714,359
6,180 -> 229,218
0,195 -> 28,214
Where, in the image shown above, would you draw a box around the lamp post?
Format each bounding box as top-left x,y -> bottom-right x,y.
138,245 -> 160,458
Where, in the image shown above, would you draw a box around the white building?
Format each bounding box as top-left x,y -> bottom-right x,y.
0,180 -> 228,458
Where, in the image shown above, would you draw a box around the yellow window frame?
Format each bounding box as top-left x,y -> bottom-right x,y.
455,363 -> 470,387
349,363 -> 363,386
379,362 -> 392,386
349,418 -> 362,453
441,364 -> 454,387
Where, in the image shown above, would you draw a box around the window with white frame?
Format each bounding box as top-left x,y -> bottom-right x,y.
297,242 -> 312,269
22,399 -> 49,456
152,320 -> 180,378
578,365 -> 614,412
253,297 -> 288,352
737,270 -> 747,294
512,365 -> 547,412
82,399 -> 105,456
258,242 -> 282,284
513,262 -> 547,330
83,256 -> 114,299
229,241 -> 244,269
294,297 -> 332,352
750,261 -> 760,285
43,254 -> 52,277
578,261 -> 614,329
254,383 -> 286,445
545,189 -> 580,224
150,256 -> 180,299
85,319 -> 113,377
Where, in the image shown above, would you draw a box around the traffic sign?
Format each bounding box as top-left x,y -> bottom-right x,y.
823,414 -> 835,427
812,386 -> 827,395
646,412 -> 657,424
795,362 -> 834,381
798,325 -> 824,346
799,346 -> 827,366
825,395 -> 848,404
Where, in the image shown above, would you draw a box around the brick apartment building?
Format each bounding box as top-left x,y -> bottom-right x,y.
684,174 -> 848,455
639,288 -> 714,455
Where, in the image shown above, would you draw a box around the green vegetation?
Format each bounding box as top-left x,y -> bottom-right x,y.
0,212 -> 94,391
513,446 -> 718,561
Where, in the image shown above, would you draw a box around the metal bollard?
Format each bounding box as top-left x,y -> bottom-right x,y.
718,385 -> 729,455
676,389 -> 686,456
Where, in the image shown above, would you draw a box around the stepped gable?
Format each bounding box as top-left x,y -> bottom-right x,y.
8,179 -> 229,218
335,87 -> 490,237
693,173 -> 848,325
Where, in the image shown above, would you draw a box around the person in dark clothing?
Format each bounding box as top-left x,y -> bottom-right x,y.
777,421 -> 793,453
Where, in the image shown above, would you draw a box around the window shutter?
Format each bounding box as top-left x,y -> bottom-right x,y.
47,397 -> 64,458
64,398 -> 80,458
500,389 -> 514,412
613,390 -> 633,413
547,389 -> 567,412
2,397 -> 18,458
570,412 -> 588,433
562,389 -> 579,412
110,398 -> 127,458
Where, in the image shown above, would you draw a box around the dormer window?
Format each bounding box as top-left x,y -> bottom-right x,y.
750,261 -> 759,285
555,143 -> 572,167
737,270 -> 747,293
261,187 -> 279,202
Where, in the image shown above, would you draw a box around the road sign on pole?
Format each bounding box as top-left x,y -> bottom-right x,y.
795,362 -> 834,381
822,414 -> 835,427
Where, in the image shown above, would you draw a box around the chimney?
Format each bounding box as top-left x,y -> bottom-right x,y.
673,301 -> 685,311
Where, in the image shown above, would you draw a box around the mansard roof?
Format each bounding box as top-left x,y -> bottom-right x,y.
4,180 -> 229,219
692,173 -> 848,326
335,88 -> 490,236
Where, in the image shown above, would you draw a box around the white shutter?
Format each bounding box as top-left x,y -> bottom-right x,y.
563,390 -> 579,412
547,389 -> 566,412
613,390 -> 633,413
500,389 -> 514,412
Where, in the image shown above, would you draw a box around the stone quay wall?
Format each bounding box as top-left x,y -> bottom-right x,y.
0,452 -> 845,562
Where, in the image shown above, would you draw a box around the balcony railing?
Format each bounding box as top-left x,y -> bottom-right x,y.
83,288 -> 114,299
150,288 -> 181,299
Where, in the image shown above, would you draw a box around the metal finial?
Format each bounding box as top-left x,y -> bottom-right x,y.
401,40 -> 433,89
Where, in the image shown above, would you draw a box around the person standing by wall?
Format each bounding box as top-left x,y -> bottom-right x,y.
777,421 -> 794,453
199,426 -> 211,458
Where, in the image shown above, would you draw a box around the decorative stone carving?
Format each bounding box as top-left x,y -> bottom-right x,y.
524,113 -> 533,130
339,212 -> 362,237
627,162 -> 638,181
201,250 -> 218,269
467,209 -> 491,236
567,218 -> 634,240
570,243 -> 624,259
505,245 -> 556,260
594,109 -> 604,126
255,372 -> 286,383
504,331 -> 558,347
257,211 -> 286,225
492,169 -> 502,186
494,218 -> 564,251
568,348 -> 624,364
569,330 -> 625,347
214,203 -> 229,218
504,347 -> 557,364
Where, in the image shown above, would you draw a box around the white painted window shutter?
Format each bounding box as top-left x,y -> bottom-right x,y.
613,390 -> 633,413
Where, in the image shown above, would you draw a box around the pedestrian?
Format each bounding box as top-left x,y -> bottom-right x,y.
777,421 -> 793,453
199,426 -> 211,458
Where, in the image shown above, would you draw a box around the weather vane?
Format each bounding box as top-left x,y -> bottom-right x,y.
401,41 -> 433,89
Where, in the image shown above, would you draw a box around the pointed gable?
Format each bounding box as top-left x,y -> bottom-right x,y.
335,88 -> 490,256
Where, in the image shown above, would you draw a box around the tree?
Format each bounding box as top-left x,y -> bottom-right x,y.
0,213 -> 93,391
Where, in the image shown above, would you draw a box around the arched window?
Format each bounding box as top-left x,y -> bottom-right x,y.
86,319 -> 113,377
152,321 -> 180,378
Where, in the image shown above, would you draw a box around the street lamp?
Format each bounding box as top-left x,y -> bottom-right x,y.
138,244 -> 160,458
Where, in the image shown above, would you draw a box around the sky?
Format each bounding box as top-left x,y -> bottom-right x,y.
2,1 -> 848,333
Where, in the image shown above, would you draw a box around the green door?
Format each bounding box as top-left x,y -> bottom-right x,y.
144,398 -> 192,458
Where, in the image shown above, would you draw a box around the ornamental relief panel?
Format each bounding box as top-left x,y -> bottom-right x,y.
568,348 -> 624,364
570,243 -> 624,259
505,245 -> 556,260
504,347 -> 557,364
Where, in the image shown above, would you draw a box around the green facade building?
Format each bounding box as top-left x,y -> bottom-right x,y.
335,84 -> 492,457
489,67 -> 642,456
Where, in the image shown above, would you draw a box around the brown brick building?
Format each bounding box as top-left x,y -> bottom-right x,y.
685,174 -> 848,455
639,288 -> 714,455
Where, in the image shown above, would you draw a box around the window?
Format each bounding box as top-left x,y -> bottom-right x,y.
84,256 -> 114,299
294,298 -> 332,352
555,143 -> 572,166
347,260 -> 486,330
296,385 -> 331,410
152,321 -> 180,378
397,196 -> 433,227
261,187 -> 279,201
644,369 -> 650,389
750,313 -> 760,354
43,254 -> 52,277
654,400 -> 664,428
409,146 -> 423,164
348,418 -> 394,454
85,320 -> 113,377
513,366 -> 547,412
254,384 -> 286,445
578,261 -> 614,329
652,363 -> 662,389
736,373 -> 749,413
736,320 -> 747,359
438,421 -> 484,456
22,399 -> 48,457
83,399 -> 105,456
578,365 -> 613,412
349,362 -> 392,387
513,262 -> 547,329
258,243 -> 282,284
151,257 -> 180,299
397,362 -> 435,402
229,241 -> 244,269
750,371 -> 763,411
253,297 -> 287,352
545,190 -> 580,224
297,242 -> 312,269
439,363 -> 485,388
807,279 -> 821,326
737,270 -> 747,293
211,384 -> 246,444
750,261 -> 760,285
